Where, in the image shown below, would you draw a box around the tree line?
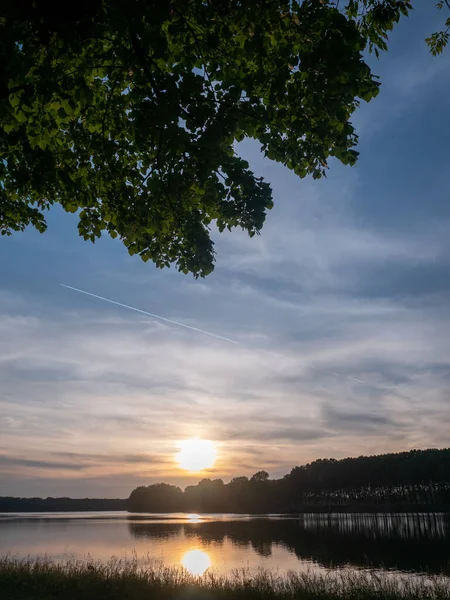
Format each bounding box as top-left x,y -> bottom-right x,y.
2,448 -> 449,513
128,448 -> 450,513
0,497 -> 127,512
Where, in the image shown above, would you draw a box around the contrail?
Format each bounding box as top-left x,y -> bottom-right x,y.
60,284 -> 239,345
60,284 -> 393,392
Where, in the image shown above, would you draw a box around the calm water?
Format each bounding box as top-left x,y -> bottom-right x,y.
1,512 -> 450,577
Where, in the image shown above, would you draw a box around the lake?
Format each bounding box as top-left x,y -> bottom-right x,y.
1,512 -> 450,578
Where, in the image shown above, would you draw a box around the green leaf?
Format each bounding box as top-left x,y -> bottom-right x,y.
0,0 -> 441,277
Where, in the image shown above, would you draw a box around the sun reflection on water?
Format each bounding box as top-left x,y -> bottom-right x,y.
181,549 -> 212,575
187,513 -> 203,523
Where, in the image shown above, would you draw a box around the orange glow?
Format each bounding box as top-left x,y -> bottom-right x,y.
181,549 -> 212,575
176,438 -> 216,472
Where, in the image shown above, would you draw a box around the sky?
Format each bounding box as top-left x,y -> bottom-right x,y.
1,4 -> 450,498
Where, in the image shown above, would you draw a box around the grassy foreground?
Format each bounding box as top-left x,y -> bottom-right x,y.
1,556 -> 450,600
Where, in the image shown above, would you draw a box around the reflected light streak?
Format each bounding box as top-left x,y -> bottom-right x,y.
181,549 -> 212,575
187,513 -> 203,523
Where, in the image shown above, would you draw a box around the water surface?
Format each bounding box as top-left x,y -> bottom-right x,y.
1,512 -> 449,577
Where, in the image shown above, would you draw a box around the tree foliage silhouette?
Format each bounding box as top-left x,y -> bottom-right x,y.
128,448 -> 450,513
0,1 -> 446,275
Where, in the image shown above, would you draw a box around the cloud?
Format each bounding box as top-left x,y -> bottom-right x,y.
1,3 -> 450,496
322,406 -> 399,434
2,251 -> 450,494
0,451 -> 170,473
0,455 -> 86,471
246,428 -> 331,443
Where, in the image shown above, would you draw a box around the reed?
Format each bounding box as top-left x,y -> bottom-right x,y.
1,555 -> 450,600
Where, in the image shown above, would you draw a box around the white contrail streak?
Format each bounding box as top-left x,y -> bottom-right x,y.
60,284 -> 239,345
60,284 -> 396,393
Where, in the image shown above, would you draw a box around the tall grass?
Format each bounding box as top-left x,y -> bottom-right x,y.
1,555 -> 450,600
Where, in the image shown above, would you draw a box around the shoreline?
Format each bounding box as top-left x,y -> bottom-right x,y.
1,556 -> 450,600
1,506 -> 449,514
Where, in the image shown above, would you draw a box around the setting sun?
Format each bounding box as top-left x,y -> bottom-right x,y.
176,438 -> 217,472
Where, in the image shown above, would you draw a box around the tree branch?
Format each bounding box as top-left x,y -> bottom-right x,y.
156,126 -> 164,171
128,25 -> 160,97
172,9 -> 218,104
102,73 -> 120,171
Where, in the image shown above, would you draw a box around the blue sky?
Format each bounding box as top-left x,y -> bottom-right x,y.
1,3 -> 450,497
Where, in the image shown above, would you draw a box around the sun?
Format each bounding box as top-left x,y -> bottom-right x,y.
176,438 -> 217,472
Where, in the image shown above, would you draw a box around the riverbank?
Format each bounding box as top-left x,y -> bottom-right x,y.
1,557 -> 449,600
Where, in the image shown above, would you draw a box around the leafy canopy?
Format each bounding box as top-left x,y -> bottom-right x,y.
0,1 -> 445,276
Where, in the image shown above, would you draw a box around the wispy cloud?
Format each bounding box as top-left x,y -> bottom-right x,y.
2,266 -> 450,495
1,3 -> 450,496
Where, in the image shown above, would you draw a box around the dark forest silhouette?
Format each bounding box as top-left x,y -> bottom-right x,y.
2,448 -> 450,513
0,497 -> 126,512
129,448 -> 450,513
